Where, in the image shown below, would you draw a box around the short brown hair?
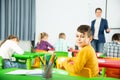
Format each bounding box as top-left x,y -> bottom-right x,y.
95,8 -> 102,13
77,25 -> 92,37
59,33 -> 66,39
112,33 -> 120,41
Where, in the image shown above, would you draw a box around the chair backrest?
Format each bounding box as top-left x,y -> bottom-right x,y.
55,51 -> 68,57
18,41 -> 32,52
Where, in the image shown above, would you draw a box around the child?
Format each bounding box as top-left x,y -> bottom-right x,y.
60,25 -> 99,77
33,32 -> 54,68
54,32 -> 69,52
103,33 -> 120,57
36,32 -> 54,51
102,33 -> 120,78
0,35 -> 26,69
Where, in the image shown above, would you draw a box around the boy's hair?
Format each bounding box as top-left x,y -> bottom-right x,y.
59,33 -> 66,39
40,32 -> 48,39
95,8 -> 102,12
77,25 -> 92,37
112,33 -> 120,41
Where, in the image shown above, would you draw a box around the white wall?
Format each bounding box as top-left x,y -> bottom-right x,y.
35,0 -> 106,46
105,0 -> 120,42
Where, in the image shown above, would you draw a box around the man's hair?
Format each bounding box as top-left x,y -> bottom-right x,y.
77,25 -> 92,37
59,33 -> 66,39
112,33 -> 120,41
95,8 -> 102,13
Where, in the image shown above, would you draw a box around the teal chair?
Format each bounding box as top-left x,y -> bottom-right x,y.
0,56 -> 3,69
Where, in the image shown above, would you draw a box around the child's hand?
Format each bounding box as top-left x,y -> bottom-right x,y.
56,57 -> 67,69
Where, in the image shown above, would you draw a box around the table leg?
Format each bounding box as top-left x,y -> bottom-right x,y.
26,59 -> 31,70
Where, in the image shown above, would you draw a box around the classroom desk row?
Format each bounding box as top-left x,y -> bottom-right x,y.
0,68 -> 119,80
13,52 -> 120,69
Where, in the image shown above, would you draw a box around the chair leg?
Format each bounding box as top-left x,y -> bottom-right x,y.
102,67 -> 106,77
26,59 -> 31,70
0,56 -> 3,69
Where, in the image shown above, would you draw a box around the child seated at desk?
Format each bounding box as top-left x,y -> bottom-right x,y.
58,25 -> 99,77
0,35 -> 26,69
54,32 -> 69,52
33,32 -> 54,68
102,33 -> 120,78
103,33 -> 120,57
36,32 -> 54,51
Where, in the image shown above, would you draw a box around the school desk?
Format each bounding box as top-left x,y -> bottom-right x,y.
12,52 -> 46,69
0,68 -> 119,80
98,58 -> 120,77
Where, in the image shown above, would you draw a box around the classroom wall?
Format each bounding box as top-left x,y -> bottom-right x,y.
105,0 -> 120,42
35,0 -> 120,47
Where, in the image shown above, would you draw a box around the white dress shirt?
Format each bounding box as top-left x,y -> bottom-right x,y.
94,17 -> 101,40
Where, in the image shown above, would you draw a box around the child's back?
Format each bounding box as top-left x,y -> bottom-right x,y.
54,33 -> 69,52
36,32 -> 54,51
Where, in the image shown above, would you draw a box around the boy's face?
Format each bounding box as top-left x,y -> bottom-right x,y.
76,31 -> 92,48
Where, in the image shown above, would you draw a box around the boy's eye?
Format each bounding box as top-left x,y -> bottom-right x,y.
76,35 -> 85,38
76,35 -> 79,37
81,35 -> 85,38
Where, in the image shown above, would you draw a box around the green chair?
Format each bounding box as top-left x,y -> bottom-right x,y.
55,51 -> 68,57
0,56 -> 3,69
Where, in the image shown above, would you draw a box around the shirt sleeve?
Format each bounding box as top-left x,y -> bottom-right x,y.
104,19 -> 109,30
46,41 -> 54,49
62,50 -> 87,74
10,41 -> 24,54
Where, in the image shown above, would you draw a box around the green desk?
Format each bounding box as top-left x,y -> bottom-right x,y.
0,68 -> 119,80
12,52 -> 45,69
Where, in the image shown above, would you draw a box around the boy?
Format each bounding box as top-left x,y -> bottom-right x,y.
103,33 -> 120,57
54,32 -> 69,52
102,33 -> 120,78
60,25 -> 99,77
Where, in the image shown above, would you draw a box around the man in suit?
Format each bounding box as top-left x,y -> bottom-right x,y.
91,8 -> 110,53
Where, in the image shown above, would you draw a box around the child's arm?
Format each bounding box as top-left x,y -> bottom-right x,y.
11,41 -> 24,54
46,42 -> 54,49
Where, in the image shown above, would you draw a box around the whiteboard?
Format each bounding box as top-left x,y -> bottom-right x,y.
107,0 -> 120,28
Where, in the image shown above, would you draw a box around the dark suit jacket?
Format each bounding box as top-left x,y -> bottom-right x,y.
91,18 -> 109,43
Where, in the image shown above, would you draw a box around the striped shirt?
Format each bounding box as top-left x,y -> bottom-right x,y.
54,39 -> 69,52
103,41 -> 120,57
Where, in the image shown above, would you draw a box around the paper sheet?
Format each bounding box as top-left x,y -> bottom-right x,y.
6,69 -> 43,75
